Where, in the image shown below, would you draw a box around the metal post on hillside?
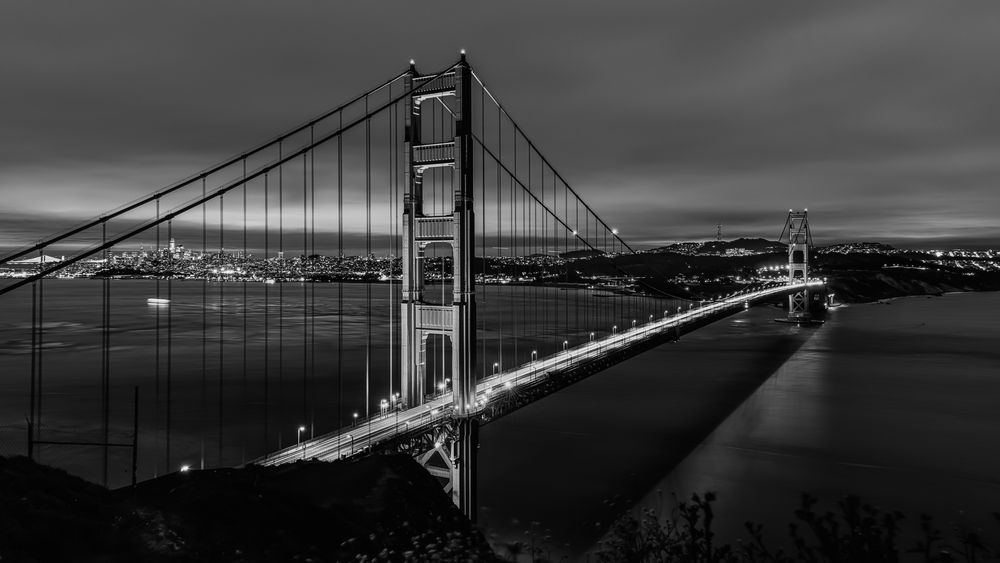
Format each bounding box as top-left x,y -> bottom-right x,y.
131,386 -> 139,488
25,416 -> 33,460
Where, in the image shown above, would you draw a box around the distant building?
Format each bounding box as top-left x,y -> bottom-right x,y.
7,255 -> 63,265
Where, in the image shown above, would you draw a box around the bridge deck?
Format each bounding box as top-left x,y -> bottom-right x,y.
255,281 -> 823,466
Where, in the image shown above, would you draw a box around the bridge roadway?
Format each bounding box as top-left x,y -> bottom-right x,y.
255,280 -> 823,466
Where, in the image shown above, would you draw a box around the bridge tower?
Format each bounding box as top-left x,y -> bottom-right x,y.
400,54 -> 478,517
783,209 -> 813,321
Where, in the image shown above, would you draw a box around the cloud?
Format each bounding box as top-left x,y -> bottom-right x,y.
1,0 -> 999,250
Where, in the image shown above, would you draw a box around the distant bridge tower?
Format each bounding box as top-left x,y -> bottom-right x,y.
781,209 -> 813,321
400,54 -> 478,517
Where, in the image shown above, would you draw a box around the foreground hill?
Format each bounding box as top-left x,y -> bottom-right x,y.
0,454 -> 497,562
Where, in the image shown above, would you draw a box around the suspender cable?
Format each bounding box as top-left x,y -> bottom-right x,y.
496,94 -> 502,372
166,219 -> 173,470
387,96 -> 394,403
480,83 -> 486,380
200,177 -> 207,470
263,172 -> 270,451
278,140 -> 284,450
511,121 -> 517,365
241,159 -> 248,465
218,192 -> 225,465
365,95 -> 372,446
101,222 -> 109,486
303,149 -> 309,434
337,112 -> 343,448
154,199 -> 161,477
309,127 -> 316,438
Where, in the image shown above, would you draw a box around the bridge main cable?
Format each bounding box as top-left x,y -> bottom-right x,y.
470,70 -> 635,253
0,62 -> 461,296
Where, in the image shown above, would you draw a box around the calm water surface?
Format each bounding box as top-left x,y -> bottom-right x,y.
478,292 -> 1000,560
2,281 -> 997,560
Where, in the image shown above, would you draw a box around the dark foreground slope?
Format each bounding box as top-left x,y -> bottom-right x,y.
0,454 -> 498,562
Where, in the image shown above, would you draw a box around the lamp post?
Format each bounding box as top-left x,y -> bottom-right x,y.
380,398 -> 389,418
493,362 -> 499,376
352,412 -> 359,427
346,434 -> 353,456
612,325 -> 617,335
531,350 -> 538,362
297,425 -> 307,459
563,340 -> 568,352
590,331 -> 595,342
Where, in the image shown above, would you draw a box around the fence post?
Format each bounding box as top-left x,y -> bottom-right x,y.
26,416 -> 33,460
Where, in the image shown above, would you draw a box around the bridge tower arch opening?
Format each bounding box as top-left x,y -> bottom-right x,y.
400,54 -> 478,517
781,209 -> 813,321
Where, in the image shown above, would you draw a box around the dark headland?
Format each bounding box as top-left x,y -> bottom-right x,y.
0,454 -> 498,562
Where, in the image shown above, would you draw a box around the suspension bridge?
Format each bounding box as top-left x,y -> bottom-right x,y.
0,53 -> 823,519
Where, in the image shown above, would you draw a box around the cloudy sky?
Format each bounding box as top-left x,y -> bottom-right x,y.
2,1 -> 999,250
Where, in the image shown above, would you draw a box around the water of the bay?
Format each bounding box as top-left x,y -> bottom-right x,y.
2,281 -> 998,560
476,291 -> 1000,560
0,278 -> 670,482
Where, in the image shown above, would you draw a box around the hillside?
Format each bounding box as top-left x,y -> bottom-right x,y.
0,454 -> 498,562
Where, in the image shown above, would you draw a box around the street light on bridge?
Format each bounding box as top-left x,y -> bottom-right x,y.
531,350 -> 538,362
493,362 -> 499,376
297,425 -> 307,460
590,332 -> 595,342
563,340 -> 568,352
612,325 -> 617,335
352,412 -> 359,427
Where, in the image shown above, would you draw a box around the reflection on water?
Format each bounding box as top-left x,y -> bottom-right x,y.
634,292 -> 1000,555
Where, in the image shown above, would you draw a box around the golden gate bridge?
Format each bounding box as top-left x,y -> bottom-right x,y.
0,52 -> 823,519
